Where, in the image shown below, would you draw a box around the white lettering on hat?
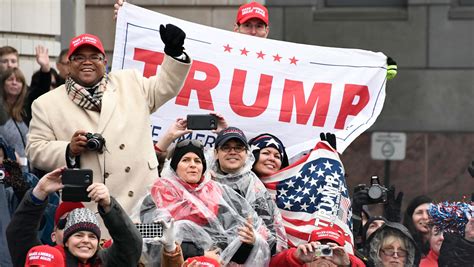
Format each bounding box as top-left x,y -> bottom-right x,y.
241,7 -> 266,17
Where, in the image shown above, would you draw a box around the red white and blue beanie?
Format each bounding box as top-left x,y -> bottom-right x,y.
248,133 -> 289,169
63,208 -> 101,243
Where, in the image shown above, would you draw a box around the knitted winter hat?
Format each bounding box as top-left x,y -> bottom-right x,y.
170,139 -> 207,175
63,208 -> 101,243
248,133 -> 289,169
54,201 -> 85,226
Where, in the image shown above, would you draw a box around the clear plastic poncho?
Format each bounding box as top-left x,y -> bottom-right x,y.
140,168 -> 271,267
210,153 -> 288,254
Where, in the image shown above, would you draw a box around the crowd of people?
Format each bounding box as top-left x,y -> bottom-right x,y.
0,1 -> 472,266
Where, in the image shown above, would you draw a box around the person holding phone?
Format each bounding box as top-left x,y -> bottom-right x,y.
6,167 -> 142,267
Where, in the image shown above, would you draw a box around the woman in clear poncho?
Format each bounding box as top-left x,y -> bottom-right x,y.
141,139 -> 271,266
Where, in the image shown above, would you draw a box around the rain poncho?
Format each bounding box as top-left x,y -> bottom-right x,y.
140,170 -> 271,267
210,154 -> 288,254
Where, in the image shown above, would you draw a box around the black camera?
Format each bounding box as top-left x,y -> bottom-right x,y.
85,133 -> 106,153
354,175 -> 388,204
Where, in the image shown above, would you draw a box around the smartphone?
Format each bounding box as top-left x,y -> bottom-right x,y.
186,114 -> 218,130
135,222 -> 163,239
61,169 -> 93,202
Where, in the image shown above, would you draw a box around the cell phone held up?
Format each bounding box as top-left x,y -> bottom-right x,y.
186,114 -> 218,130
61,169 -> 93,202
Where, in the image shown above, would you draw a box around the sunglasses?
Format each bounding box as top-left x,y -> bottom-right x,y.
176,139 -> 204,149
57,218 -> 67,230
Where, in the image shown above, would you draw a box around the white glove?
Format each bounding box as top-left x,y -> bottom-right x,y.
153,219 -> 176,252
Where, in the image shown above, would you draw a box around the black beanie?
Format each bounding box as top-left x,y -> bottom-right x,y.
170,140 -> 207,175
405,195 -> 432,218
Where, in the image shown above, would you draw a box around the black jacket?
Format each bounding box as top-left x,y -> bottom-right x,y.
438,232 -> 474,267
6,189 -> 142,266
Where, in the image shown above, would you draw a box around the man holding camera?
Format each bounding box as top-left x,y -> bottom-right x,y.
26,28 -> 191,216
270,226 -> 365,266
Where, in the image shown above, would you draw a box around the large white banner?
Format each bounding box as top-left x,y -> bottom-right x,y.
113,3 -> 387,157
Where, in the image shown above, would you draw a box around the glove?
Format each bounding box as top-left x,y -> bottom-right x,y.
386,56 -> 398,81
159,24 -> 186,58
320,132 -> 337,150
352,186 -> 370,215
384,185 -> 403,222
154,219 -> 176,252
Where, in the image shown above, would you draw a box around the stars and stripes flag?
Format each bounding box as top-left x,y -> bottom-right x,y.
262,141 -> 354,252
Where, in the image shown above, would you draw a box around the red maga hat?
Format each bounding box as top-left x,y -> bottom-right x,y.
236,2 -> 269,25
67,33 -> 105,58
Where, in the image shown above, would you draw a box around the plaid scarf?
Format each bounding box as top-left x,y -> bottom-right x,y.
65,75 -> 107,112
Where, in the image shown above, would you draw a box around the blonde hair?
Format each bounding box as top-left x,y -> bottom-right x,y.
381,234 -> 407,250
1,67 -> 27,122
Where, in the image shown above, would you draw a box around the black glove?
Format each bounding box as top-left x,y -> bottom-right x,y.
2,159 -> 30,199
383,185 -> 403,222
320,132 -> 337,150
352,187 -> 370,216
159,24 -> 185,58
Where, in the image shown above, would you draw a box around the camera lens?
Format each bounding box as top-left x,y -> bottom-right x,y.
86,139 -> 100,151
368,186 -> 383,200
321,247 -> 332,256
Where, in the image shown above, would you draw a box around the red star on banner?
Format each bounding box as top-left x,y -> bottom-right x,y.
256,50 -> 266,59
273,54 -> 282,62
289,56 -> 298,65
223,44 -> 232,53
240,48 -> 249,56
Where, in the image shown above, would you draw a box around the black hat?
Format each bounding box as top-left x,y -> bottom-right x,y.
215,127 -> 248,149
170,139 -> 206,175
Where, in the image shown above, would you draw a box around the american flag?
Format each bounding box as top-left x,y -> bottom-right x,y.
262,141 -> 353,251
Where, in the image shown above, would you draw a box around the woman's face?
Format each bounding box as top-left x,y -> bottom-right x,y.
3,73 -> 23,99
412,203 -> 430,233
65,231 -> 98,263
379,240 -> 407,267
366,220 -> 385,239
429,227 -> 444,255
176,152 -> 203,184
254,147 -> 282,177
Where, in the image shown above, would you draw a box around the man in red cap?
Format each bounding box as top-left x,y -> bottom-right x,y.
51,201 -> 84,246
233,1 -> 269,38
270,226 -> 365,266
26,27 -> 192,217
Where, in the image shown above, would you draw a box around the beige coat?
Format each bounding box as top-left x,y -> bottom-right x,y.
26,55 -> 191,215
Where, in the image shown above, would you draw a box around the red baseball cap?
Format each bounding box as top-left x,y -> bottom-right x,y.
54,201 -> 84,226
310,226 -> 346,246
236,2 -> 269,25
185,256 -> 220,267
67,33 -> 105,59
25,245 -> 65,267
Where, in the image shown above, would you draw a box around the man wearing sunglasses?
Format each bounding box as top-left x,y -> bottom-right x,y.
51,201 -> 84,246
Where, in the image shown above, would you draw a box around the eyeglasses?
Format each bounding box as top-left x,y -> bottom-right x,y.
380,249 -> 407,258
57,217 -> 67,230
70,54 -> 104,63
219,144 -> 246,153
176,139 -> 204,149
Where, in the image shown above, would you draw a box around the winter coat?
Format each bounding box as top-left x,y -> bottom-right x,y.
6,190 -> 142,267
438,232 -> 474,267
365,221 -> 420,267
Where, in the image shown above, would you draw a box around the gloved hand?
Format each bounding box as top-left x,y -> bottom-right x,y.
383,185 -> 403,222
159,24 -> 186,58
352,186 -> 370,216
386,56 -> 398,81
320,132 -> 337,150
154,219 -> 176,252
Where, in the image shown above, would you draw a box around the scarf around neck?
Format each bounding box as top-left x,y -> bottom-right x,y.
65,75 -> 107,112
